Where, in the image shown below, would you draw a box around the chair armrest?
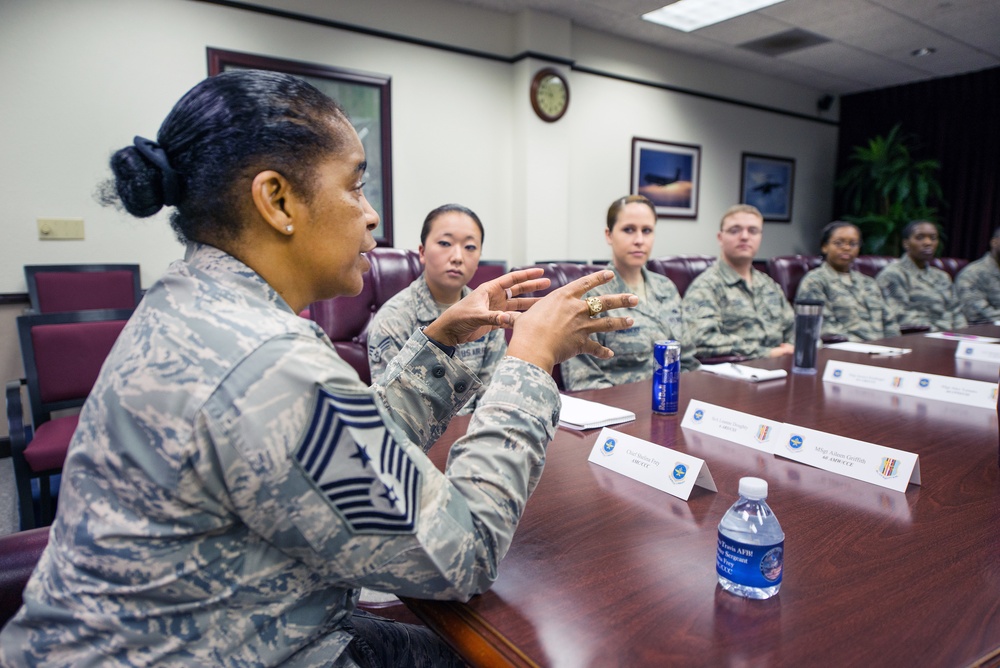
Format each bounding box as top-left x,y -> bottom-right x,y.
6,380 -> 29,456
7,379 -> 37,530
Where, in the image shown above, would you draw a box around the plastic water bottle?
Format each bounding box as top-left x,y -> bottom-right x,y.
716,477 -> 784,599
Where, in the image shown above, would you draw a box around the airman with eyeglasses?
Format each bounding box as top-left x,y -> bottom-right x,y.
796,221 -> 899,341
682,204 -> 794,360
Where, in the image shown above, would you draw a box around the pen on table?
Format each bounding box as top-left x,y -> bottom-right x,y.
729,362 -> 747,376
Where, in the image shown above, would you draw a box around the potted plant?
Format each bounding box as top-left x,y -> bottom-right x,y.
836,123 -> 945,255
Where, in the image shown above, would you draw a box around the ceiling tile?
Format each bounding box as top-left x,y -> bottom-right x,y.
441,0 -> 999,94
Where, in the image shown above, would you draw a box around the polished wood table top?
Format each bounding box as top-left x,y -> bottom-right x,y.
405,328 -> 1000,667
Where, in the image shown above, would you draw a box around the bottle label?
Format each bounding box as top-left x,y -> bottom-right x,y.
716,533 -> 783,588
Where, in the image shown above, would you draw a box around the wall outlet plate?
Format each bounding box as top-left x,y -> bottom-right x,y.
38,218 -> 84,240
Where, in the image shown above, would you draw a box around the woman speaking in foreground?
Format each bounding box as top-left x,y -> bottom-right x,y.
0,70 -> 635,667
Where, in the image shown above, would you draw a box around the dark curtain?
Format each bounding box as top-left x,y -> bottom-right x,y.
836,66 -> 1000,260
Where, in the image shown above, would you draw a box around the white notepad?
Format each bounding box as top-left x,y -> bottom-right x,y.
700,363 -> 788,383
559,394 -> 636,431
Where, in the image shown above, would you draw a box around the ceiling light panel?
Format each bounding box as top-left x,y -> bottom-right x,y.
642,0 -> 787,32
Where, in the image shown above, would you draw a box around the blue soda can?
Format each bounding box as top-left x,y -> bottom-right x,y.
652,340 -> 680,415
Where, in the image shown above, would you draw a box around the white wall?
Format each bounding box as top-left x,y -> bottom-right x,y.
0,0 -> 837,296
0,0 -> 840,438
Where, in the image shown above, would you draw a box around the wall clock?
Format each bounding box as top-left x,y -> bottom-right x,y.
530,67 -> 570,122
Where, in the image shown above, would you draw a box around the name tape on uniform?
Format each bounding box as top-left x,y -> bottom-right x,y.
680,399 -> 783,454
587,427 -> 717,501
823,360 -> 998,410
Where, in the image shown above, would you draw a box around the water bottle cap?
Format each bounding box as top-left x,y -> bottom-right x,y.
738,477 -> 768,499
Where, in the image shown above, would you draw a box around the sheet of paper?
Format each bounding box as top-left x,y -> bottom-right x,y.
925,331 -> 1000,343
680,399 -> 784,453
825,342 -> 911,355
587,427 -> 716,501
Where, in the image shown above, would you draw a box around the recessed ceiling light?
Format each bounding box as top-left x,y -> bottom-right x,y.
642,0 -> 786,33
911,47 -> 937,57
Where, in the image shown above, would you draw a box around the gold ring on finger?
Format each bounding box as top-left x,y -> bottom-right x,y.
586,296 -> 604,317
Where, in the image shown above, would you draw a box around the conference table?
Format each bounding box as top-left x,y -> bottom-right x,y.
403,327 -> 1000,667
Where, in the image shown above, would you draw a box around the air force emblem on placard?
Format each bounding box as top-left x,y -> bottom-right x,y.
295,387 -> 419,534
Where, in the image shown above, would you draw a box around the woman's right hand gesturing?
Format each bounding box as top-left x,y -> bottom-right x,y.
506,270 -> 637,374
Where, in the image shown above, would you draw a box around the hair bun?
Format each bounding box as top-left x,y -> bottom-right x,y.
109,145 -> 166,217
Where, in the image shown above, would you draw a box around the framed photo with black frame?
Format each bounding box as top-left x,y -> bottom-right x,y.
208,48 -> 394,246
630,137 -> 700,219
739,153 -> 795,223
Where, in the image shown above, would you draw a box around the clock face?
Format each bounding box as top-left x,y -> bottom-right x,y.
538,75 -> 567,116
531,68 -> 569,122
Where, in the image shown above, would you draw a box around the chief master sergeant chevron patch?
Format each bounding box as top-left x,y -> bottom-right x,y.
294,386 -> 420,534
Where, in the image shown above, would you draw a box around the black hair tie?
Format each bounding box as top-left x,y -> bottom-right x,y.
133,136 -> 181,206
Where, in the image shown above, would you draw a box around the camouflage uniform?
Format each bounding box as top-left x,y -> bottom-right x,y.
562,267 -> 699,390
876,254 -> 967,331
368,276 -> 506,414
955,253 -> 1000,325
0,243 -> 559,667
682,260 -> 794,359
796,262 -> 901,341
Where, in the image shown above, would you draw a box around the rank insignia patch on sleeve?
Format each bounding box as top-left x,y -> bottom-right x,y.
295,386 -> 420,534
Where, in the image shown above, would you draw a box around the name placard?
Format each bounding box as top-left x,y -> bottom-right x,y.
587,427 -> 717,501
823,360 -> 998,409
822,360 -> 910,392
777,424 -> 920,493
680,399 -> 783,454
899,371 -> 998,409
955,341 -> 1000,364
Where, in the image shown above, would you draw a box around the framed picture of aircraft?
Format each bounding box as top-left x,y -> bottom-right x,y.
631,137 -> 700,219
740,153 -> 795,223
208,48 -> 394,246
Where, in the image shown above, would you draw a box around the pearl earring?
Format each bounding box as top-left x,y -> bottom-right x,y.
285,224 -> 294,233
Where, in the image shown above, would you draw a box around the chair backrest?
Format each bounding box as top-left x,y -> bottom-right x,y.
645,255 -> 716,297
929,257 -> 969,279
17,308 -> 133,425
767,255 -> 823,302
508,262 -> 607,389
468,260 -> 507,290
511,262 -> 608,298
309,248 -> 424,385
25,264 -> 141,314
852,255 -> 896,278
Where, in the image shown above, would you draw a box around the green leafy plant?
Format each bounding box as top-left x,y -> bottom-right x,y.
836,123 -> 945,255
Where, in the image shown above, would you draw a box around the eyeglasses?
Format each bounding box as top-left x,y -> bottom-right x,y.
722,226 -> 762,237
828,240 -> 860,249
